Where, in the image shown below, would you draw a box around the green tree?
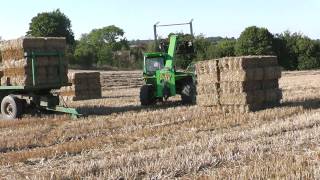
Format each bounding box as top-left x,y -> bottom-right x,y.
273,34 -> 292,70
235,26 -> 274,56
97,45 -> 113,66
216,40 -> 236,57
156,33 -> 198,68
27,9 -> 75,44
130,46 -> 144,69
175,33 -> 196,68
87,25 -> 128,51
194,35 -> 211,61
74,34 -> 96,68
74,25 -> 129,68
297,56 -> 319,70
274,31 -> 320,70
296,37 -> 320,70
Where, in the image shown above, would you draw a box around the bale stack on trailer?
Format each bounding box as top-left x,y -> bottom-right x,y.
0,37 -> 68,87
60,72 -> 102,101
0,37 -> 82,119
195,56 -> 282,113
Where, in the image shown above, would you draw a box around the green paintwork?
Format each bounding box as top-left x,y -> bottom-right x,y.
156,69 -> 176,97
46,106 -> 82,119
142,35 -> 195,100
26,51 -> 65,88
0,51 -> 69,91
165,35 -> 177,69
39,94 -> 81,118
0,83 -> 71,90
31,53 -> 37,86
0,86 -> 25,90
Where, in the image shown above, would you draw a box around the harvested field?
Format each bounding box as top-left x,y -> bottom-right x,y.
1,70 -> 320,179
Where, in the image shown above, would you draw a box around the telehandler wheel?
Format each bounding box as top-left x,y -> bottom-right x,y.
181,82 -> 196,104
140,85 -> 156,106
1,95 -> 23,120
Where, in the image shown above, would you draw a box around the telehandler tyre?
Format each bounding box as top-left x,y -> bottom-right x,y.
181,82 -> 196,104
140,85 -> 156,106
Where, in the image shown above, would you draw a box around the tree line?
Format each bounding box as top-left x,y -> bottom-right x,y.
197,26 -> 320,71
2,9 -> 320,71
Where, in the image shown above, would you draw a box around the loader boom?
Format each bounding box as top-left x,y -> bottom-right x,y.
165,35 -> 177,69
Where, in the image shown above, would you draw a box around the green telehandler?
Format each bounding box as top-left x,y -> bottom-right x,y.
140,20 -> 196,105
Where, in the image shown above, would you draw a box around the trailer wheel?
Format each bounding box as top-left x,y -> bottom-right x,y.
181,82 -> 196,104
1,95 -> 23,120
140,85 -> 156,106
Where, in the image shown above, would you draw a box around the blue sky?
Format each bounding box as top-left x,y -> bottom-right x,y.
0,0 -> 319,40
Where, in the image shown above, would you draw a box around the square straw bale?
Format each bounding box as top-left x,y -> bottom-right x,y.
263,66 -> 282,80
196,94 -> 219,107
218,56 -> 279,71
195,59 -> 218,75
220,81 -> 263,94
220,90 -> 265,105
220,68 -> 263,82
196,83 -> 219,95
262,80 -> 279,90
264,89 -> 282,104
196,73 -> 219,85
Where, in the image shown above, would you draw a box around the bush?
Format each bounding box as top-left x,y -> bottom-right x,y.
235,26 -> 274,56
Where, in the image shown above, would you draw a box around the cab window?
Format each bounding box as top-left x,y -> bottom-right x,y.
145,57 -> 164,74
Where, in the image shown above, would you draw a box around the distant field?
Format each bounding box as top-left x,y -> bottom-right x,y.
1,70 -> 320,179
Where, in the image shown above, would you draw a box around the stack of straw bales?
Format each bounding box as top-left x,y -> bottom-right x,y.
195,60 -> 219,107
100,71 -> 144,90
60,72 -> 102,101
0,37 -> 68,87
196,56 -> 282,113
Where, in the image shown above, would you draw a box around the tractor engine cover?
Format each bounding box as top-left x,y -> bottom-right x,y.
156,70 -> 176,98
